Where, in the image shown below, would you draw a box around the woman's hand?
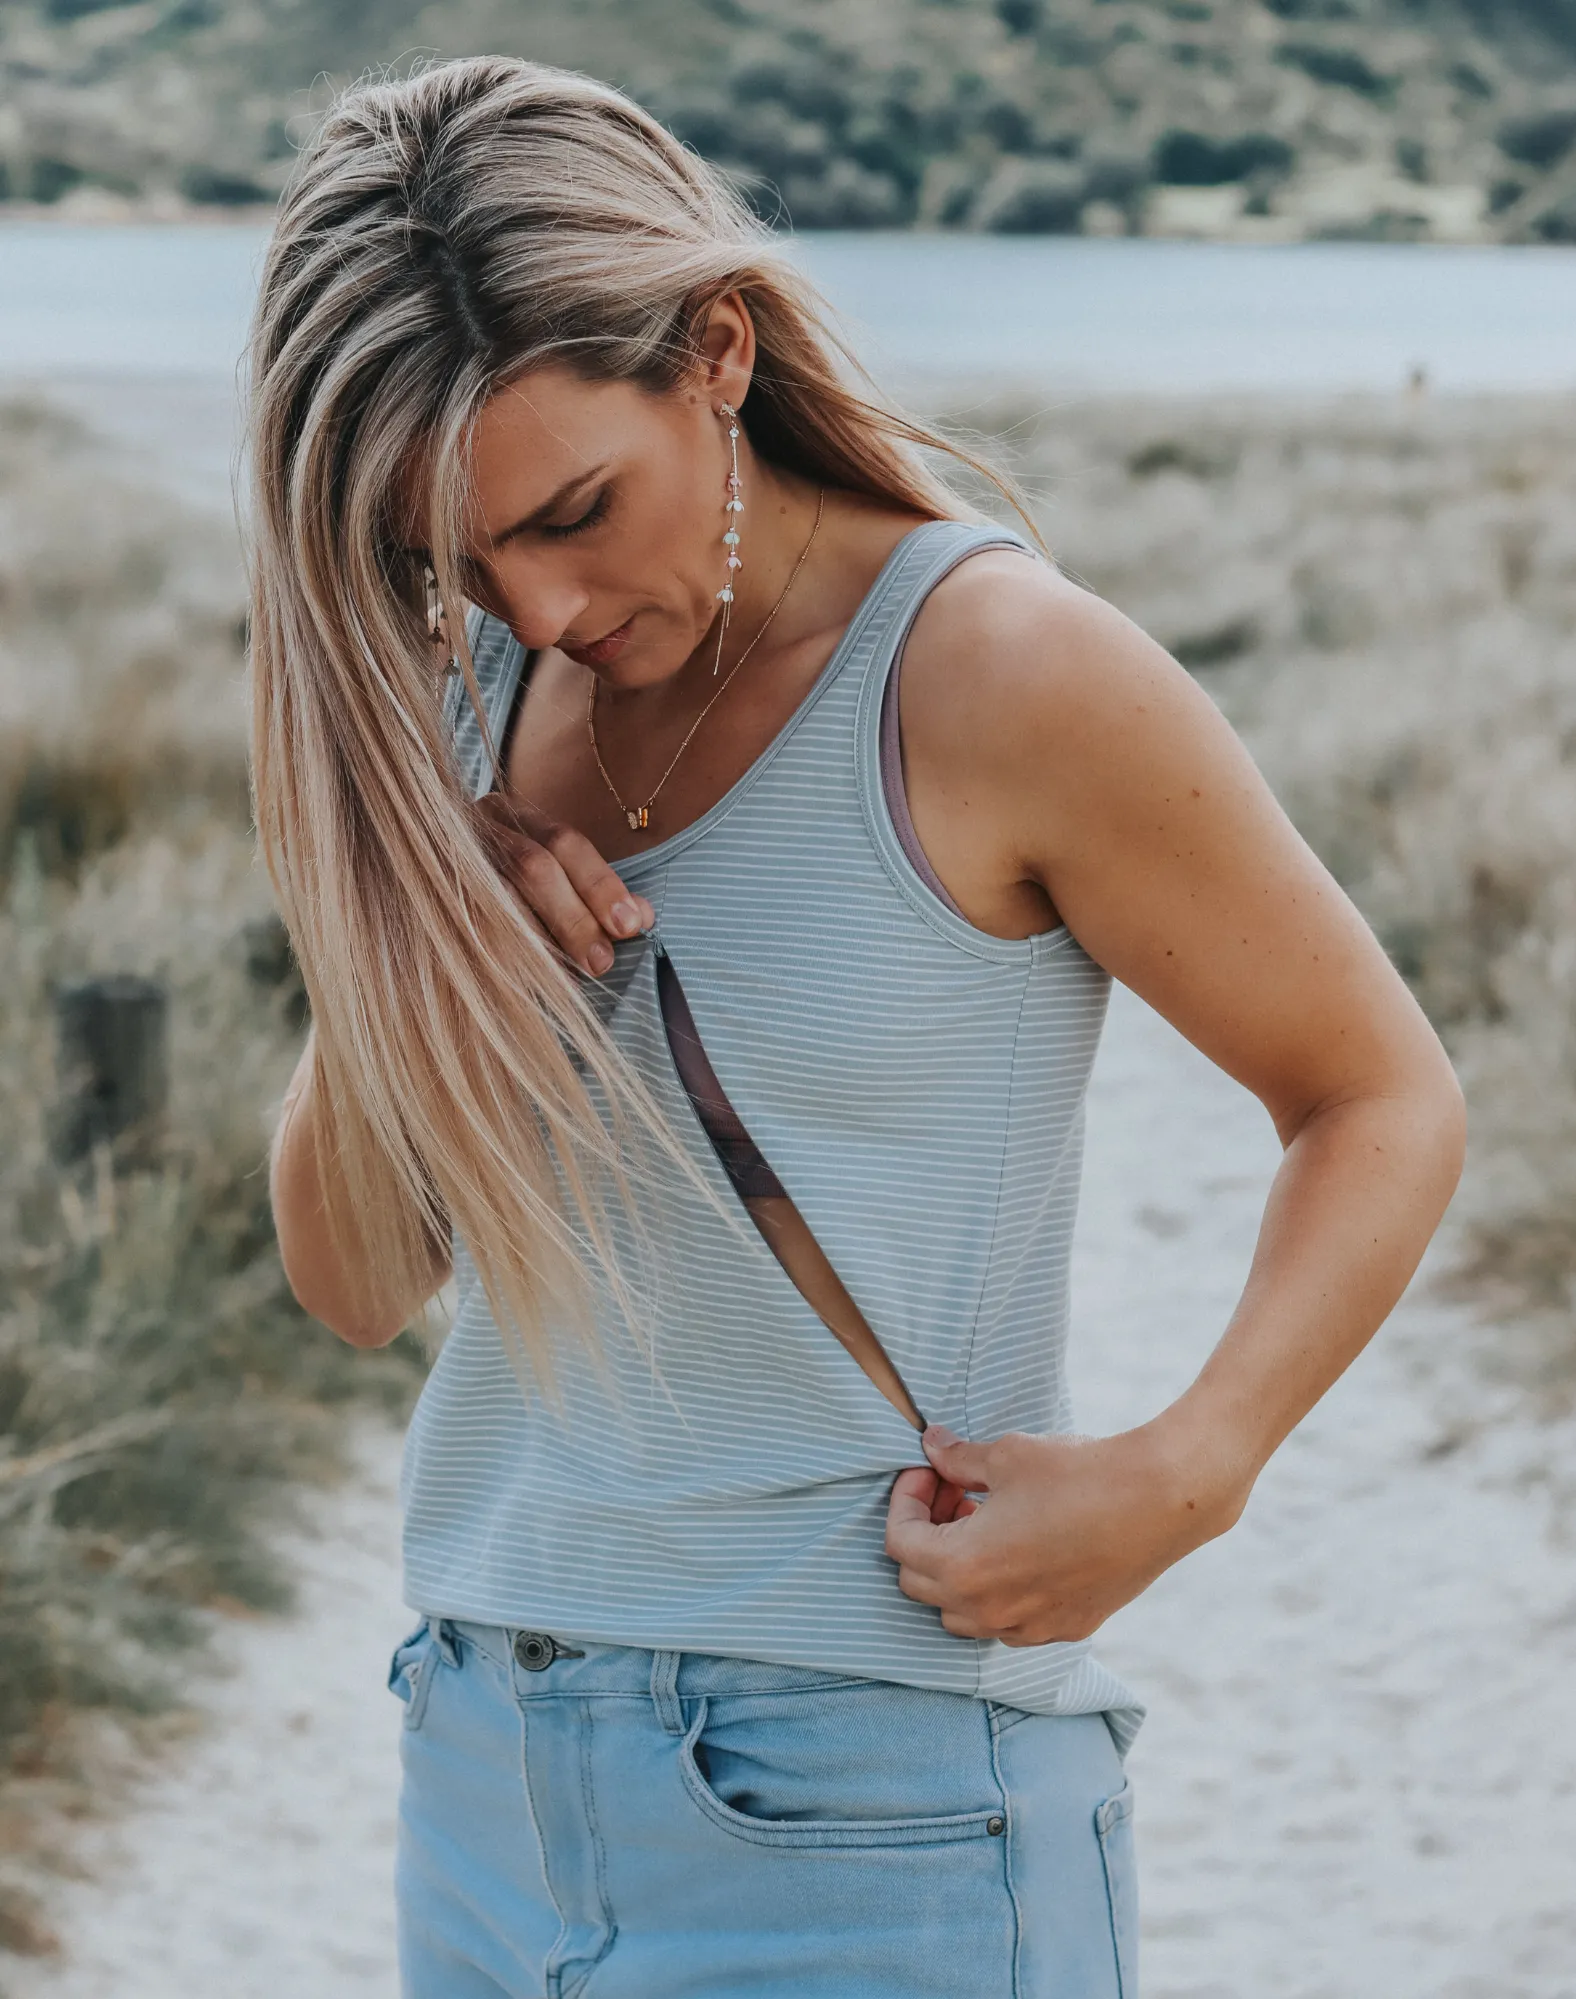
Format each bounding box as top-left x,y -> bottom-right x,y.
474,792 -> 654,975
885,1418 -> 1246,1647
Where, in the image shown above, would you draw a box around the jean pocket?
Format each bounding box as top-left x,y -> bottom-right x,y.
1095,1776 -> 1140,1997
387,1620 -> 441,1733
677,1692 -> 1007,1851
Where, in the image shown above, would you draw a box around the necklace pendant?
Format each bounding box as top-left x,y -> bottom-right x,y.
628,806 -> 649,830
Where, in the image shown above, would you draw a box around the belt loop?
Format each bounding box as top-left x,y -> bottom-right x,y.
425,1615 -> 460,1669
649,1649 -> 684,1736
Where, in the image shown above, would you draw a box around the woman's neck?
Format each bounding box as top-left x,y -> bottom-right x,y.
601,454 -> 824,716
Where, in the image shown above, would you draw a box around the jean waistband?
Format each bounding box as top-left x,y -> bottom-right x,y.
433,1616 -> 887,1716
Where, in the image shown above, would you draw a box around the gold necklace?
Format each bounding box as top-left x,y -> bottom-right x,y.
587,485 -> 825,832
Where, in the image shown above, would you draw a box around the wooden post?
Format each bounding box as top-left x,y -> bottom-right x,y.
52,976 -> 169,1170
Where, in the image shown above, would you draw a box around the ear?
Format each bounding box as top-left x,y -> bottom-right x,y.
693,290 -> 756,412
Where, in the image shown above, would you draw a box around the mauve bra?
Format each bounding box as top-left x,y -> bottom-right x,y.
501,638 -> 961,1203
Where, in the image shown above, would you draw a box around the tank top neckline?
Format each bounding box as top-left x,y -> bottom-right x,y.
491,517 -> 958,882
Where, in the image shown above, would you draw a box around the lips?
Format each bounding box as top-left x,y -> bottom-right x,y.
561,617 -> 633,668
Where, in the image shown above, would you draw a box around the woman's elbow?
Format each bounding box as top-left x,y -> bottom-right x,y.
1382,1031 -> 1468,1212
277,1240 -> 409,1349
321,1305 -> 409,1350
1422,1054 -> 1468,1197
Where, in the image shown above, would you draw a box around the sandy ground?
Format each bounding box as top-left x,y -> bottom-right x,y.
1078,991 -> 1576,1999
6,982 -> 1573,1997
2,1428 -> 409,1999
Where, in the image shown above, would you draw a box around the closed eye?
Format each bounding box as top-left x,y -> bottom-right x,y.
541,489 -> 611,540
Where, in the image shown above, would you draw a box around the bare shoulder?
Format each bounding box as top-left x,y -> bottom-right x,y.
902,540 -> 1197,731
899,539 -> 1231,831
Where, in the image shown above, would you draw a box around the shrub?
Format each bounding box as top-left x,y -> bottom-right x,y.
0,399 -> 250,875
1154,130 -> 1295,186
1497,107 -> 1576,170
1276,41 -> 1395,97
974,158 -> 1089,233
0,838 -> 426,1775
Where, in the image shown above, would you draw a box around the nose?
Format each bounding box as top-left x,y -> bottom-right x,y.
501,575 -> 593,654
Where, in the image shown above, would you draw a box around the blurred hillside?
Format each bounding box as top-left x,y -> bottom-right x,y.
2,0 -> 1576,242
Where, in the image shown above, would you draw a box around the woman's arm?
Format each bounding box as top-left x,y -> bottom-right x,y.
886,557 -> 1466,1644
269,1030 -> 450,1348
270,806 -> 655,1348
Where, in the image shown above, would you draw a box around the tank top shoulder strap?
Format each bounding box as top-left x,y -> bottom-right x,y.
843,517 -> 1043,932
443,606 -> 529,800
849,516 -> 1042,769
850,517 -> 1041,696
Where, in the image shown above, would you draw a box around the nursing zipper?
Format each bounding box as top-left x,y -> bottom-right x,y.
648,932 -> 926,1432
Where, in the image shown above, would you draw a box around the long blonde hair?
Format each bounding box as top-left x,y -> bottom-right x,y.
247,55 -> 1037,1378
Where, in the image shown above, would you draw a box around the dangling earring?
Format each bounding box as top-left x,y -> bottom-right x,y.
714,401 -> 743,676
424,563 -> 459,675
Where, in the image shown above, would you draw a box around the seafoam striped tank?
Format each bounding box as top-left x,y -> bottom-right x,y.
401,519 -> 1144,1753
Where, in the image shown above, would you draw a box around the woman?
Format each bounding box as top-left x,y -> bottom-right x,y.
256,57 -> 1464,1999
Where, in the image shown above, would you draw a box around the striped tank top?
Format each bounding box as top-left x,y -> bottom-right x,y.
401,519 -> 1144,1753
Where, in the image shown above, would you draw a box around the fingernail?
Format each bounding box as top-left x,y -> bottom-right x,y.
588,942 -> 614,975
924,1424 -> 960,1450
610,900 -> 640,936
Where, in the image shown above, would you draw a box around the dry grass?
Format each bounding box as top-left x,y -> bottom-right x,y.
0,397 -> 251,873
0,398 -> 423,1954
946,384 -> 1576,1392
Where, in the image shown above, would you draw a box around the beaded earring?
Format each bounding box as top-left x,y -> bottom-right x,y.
714,401 -> 743,675
424,563 -> 459,675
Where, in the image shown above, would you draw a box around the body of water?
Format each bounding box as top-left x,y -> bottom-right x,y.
2,222 -> 1575,394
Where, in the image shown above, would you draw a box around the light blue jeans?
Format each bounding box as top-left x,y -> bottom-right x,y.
390,1617 -> 1138,1998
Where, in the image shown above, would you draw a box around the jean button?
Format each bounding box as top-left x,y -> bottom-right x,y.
986,1815 -> 1005,1837
513,1631 -> 556,1672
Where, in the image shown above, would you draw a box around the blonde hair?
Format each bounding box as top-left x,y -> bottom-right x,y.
247,54 -> 1038,1378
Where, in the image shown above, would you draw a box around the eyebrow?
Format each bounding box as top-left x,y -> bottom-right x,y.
489,463 -> 609,547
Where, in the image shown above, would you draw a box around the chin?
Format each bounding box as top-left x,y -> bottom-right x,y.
596,630 -> 703,690
601,652 -> 686,691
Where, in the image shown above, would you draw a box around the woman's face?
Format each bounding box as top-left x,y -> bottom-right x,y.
458,360 -> 742,691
